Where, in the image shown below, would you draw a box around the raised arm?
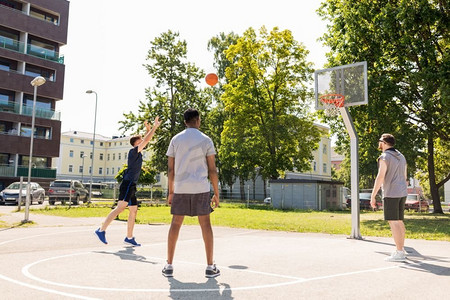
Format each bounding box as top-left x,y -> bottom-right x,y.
137,117 -> 161,153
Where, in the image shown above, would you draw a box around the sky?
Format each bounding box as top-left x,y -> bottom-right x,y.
58,0 -> 329,138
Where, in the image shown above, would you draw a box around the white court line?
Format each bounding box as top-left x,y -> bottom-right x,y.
0,273 -> 100,300
21,250 -> 424,293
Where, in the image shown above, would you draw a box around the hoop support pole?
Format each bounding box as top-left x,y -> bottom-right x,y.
339,106 -> 362,239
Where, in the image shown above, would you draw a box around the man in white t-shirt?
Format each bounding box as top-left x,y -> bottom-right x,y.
162,108 -> 220,278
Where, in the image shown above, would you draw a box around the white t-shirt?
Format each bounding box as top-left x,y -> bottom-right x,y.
166,128 -> 216,194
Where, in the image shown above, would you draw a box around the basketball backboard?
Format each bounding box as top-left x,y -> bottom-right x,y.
315,61 -> 368,110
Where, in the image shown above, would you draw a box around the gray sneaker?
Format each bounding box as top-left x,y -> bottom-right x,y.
385,250 -> 406,262
162,264 -> 173,277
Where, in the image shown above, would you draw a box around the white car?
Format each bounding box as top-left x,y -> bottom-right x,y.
264,197 -> 272,204
0,182 -> 45,205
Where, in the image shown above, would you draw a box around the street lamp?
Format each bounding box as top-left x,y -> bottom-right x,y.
24,76 -> 46,222
85,90 -> 97,203
81,154 -> 87,182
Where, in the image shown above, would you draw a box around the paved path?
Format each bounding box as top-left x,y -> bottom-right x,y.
0,205 -> 449,299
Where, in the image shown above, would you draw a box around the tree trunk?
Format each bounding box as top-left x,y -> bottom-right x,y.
240,177 -> 245,200
427,133 -> 444,214
252,177 -> 256,200
263,179 -> 267,198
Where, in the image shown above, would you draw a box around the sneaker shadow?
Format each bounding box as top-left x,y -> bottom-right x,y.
168,277 -> 234,299
94,247 -> 157,264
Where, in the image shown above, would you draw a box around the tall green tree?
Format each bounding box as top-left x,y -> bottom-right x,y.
318,0 -> 449,213
207,32 -> 240,193
119,30 -> 208,173
222,26 -> 321,180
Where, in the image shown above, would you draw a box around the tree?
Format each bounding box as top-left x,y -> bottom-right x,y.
318,0 -> 449,213
115,161 -> 158,185
222,26 -> 321,180
206,32 -> 240,193
119,30 -> 208,173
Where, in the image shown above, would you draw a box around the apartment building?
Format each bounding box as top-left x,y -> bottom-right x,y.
53,131 -> 166,187
0,0 -> 69,190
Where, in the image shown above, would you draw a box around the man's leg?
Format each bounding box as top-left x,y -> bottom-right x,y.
388,220 -> 405,251
198,214 -> 214,265
100,200 -> 128,231
167,215 -> 184,264
127,205 -> 138,238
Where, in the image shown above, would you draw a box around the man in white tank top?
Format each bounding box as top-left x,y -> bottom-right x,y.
371,133 -> 408,262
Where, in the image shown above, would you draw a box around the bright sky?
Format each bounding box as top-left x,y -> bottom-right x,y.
58,0 -> 329,137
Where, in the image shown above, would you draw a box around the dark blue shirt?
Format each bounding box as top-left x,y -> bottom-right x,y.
123,146 -> 142,183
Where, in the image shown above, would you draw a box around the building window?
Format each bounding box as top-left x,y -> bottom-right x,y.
80,151 -> 84,158
27,36 -> 58,61
100,142 -> 103,146
100,153 -> 103,160
118,153 -> 121,160
79,166 -> 83,173
90,141 -> 93,145
125,152 -> 127,159
323,144 -> 327,154
106,168 -> 109,175
323,163 -> 327,173
99,167 -> 103,175
68,165 -> 73,172
111,167 -> 114,174
80,140 -> 84,144
89,166 -> 91,174
113,153 -> 115,160
107,154 -> 110,161
313,161 -> 317,172
69,150 -> 73,158
70,138 -> 74,143
120,142 -> 122,146
29,6 -> 59,25
25,63 -> 55,81
90,152 -> 92,159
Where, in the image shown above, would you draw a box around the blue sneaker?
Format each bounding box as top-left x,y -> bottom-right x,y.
124,237 -> 141,247
95,228 -> 107,244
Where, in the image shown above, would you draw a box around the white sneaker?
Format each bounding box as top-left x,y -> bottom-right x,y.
385,250 -> 406,262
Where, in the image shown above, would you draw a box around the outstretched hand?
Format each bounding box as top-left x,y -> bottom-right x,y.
152,116 -> 161,130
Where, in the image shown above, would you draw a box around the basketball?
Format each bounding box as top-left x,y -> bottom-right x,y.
205,73 -> 218,86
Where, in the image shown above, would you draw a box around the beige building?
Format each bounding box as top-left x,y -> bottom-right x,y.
52,131 -> 166,187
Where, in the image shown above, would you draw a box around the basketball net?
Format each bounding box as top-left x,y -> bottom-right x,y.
319,94 -> 345,117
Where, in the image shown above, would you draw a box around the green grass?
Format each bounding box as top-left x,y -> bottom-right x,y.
28,203 -> 450,241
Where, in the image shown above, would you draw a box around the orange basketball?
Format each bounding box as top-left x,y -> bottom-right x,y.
205,73 -> 218,86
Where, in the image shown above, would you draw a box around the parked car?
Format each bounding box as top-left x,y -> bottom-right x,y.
0,182 -> 45,205
84,183 -> 107,197
48,180 -> 88,205
263,197 -> 272,204
347,192 -> 383,210
405,194 -> 429,212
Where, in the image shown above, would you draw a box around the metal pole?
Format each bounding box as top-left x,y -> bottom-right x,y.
18,176 -> 23,210
87,91 -> 98,203
81,155 -> 85,182
340,107 -> 362,239
24,84 -> 38,222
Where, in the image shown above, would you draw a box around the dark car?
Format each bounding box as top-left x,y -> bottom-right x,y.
347,192 -> 383,210
0,182 -> 45,205
48,180 -> 88,205
404,194 -> 429,212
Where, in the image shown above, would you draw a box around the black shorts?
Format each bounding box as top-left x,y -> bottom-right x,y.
171,192 -> 212,216
384,197 -> 406,221
118,180 -> 137,206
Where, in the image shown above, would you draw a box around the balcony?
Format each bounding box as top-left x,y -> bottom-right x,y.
17,166 -> 56,179
0,36 -> 64,64
0,101 -> 61,120
0,165 -> 56,179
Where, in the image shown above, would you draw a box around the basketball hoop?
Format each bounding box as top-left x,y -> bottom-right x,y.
319,94 -> 345,116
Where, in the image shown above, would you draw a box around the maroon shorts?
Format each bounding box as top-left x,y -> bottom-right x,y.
171,192 -> 212,216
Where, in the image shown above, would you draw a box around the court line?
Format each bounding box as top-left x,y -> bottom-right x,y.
0,273 -> 100,300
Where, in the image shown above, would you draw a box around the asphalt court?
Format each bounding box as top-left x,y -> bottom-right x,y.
0,221 -> 449,299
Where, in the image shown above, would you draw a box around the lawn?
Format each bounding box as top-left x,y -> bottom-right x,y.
28,203 -> 450,241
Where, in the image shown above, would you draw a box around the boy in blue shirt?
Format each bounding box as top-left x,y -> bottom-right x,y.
95,117 -> 161,246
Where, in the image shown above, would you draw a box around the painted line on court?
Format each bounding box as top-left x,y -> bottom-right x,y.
0,273 -> 99,300
21,250 -> 427,293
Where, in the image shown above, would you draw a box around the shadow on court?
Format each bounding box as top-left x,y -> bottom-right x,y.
168,277 -> 233,300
